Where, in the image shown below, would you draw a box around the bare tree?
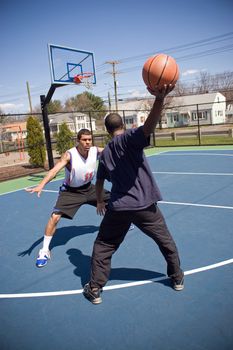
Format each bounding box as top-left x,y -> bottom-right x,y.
194,70 -> 233,97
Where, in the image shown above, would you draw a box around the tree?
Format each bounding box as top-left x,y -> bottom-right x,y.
55,122 -> 75,155
173,81 -> 196,96
47,99 -> 63,114
194,70 -> 233,95
64,91 -> 106,119
0,108 -> 6,124
26,116 -> 46,167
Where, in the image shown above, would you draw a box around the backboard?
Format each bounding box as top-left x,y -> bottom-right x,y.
48,44 -> 96,86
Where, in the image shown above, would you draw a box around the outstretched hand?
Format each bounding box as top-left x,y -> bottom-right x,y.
25,185 -> 43,198
147,84 -> 174,100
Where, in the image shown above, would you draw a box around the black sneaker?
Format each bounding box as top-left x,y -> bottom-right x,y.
83,283 -> 102,304
172,277 -> 184,291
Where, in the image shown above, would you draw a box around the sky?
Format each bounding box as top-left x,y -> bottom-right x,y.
1,0 -> 233,114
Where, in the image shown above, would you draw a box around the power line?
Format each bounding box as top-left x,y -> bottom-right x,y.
117,31 -> 233,64
1,31 -> 233,108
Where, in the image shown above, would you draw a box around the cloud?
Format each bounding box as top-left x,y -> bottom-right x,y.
128,89 -> 148,98
0,103 -> 24,113
182,69 -> 200,77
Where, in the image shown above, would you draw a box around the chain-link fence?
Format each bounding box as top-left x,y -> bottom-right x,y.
1,98 -> 233,167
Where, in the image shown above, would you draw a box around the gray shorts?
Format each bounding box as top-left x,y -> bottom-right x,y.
53,182 -> 110,219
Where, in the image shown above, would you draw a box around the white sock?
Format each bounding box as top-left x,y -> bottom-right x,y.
42,235 -> 53,251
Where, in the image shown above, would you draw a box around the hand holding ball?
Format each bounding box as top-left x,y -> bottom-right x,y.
142,53 -> 179,90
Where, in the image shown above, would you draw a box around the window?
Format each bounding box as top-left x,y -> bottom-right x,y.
77,123 -> 85,129
192,111 -> 208,120
192,112 -> 197,120
77,116 -> 85,121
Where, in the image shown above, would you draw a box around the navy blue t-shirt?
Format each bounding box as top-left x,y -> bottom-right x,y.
97,126 -> 162,211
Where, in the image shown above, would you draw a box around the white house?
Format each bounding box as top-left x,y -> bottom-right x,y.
165,92 -> 226,127
116,99 -> 151,129
49,112 -> 96,135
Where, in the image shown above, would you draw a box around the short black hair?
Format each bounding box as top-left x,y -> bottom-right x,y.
77,129 -> 91,140
105,113 -> 123,134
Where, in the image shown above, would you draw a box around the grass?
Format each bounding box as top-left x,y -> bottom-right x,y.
154,136 -> 233,147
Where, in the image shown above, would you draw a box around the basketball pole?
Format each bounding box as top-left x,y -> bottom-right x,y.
40,84 -> 59,169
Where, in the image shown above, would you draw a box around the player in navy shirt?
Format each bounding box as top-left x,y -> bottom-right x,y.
97,126 -> 162,211
83,85 -> 184,304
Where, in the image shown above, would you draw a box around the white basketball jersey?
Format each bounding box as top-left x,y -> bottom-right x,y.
64,146 -> 98,187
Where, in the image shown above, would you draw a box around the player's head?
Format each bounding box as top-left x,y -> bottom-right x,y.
77,129 -> 92,141
104,113 -> 124,135
77,129 -> 92,154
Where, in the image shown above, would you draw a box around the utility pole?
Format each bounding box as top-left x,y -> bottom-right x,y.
26,81 -> 33,114
105,61 -> 119,111
108,91 -> 111,111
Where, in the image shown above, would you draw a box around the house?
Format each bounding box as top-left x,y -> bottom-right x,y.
105,92 -> 228,130
165,92 -> 226,127
225,104 -> 233,123
49,112 -> 96,136
116,99 -> 151,129
1,122 -> 27,141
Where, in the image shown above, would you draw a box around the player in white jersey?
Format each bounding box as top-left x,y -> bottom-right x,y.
26,129 -> 111,267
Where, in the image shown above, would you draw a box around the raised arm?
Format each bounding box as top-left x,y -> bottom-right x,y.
25,151 -> 71,197
143,85 -> 174,138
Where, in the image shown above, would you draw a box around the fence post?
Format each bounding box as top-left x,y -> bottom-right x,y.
228,129 -> 233,138
88,111 -> 94,145
152,131 -> 156,147
196,104 -> 201,146
40,94 -> 54,169
122,110 -> 126,125
171,132 -> 176,141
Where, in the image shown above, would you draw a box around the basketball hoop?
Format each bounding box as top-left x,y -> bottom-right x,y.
73,72 -> 94,89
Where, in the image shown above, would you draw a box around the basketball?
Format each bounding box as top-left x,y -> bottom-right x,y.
142,53 -> 179,90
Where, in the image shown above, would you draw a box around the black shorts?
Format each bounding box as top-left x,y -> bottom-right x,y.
53,183 -> 110,219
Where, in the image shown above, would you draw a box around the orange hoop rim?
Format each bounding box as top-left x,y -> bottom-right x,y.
73,72 -> 94,84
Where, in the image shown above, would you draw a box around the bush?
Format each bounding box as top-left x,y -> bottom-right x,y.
55,123 -> 75,155
26,116 -> 46,167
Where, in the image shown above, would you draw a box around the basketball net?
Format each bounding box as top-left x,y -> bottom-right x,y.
73,73 -> 93,90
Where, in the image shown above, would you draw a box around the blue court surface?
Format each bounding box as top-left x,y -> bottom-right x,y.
0,149 -> 233,350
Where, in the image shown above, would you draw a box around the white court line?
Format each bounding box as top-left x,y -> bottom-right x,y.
40,196 -> 230,210
40,192 -> 233,209
0,258 -> 232,299
153,171 -> 233,176
11,189 -> 233,210
160,201 -> 233,210
1,150 -> 232,196
42,189 -> 59,193
156,152 -> 233,157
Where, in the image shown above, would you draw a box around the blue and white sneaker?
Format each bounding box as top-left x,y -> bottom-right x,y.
36,249 -> 51,268
129,224 -> 134,231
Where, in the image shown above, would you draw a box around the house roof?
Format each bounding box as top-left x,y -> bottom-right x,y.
167,92 -> 226,112
1,122 -> 27,132
110,92 -> 226,115
49,112 -> 88,125
116,99 -> 151,115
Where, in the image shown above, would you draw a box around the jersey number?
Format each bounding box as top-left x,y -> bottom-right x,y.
84,172 -> 93,181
